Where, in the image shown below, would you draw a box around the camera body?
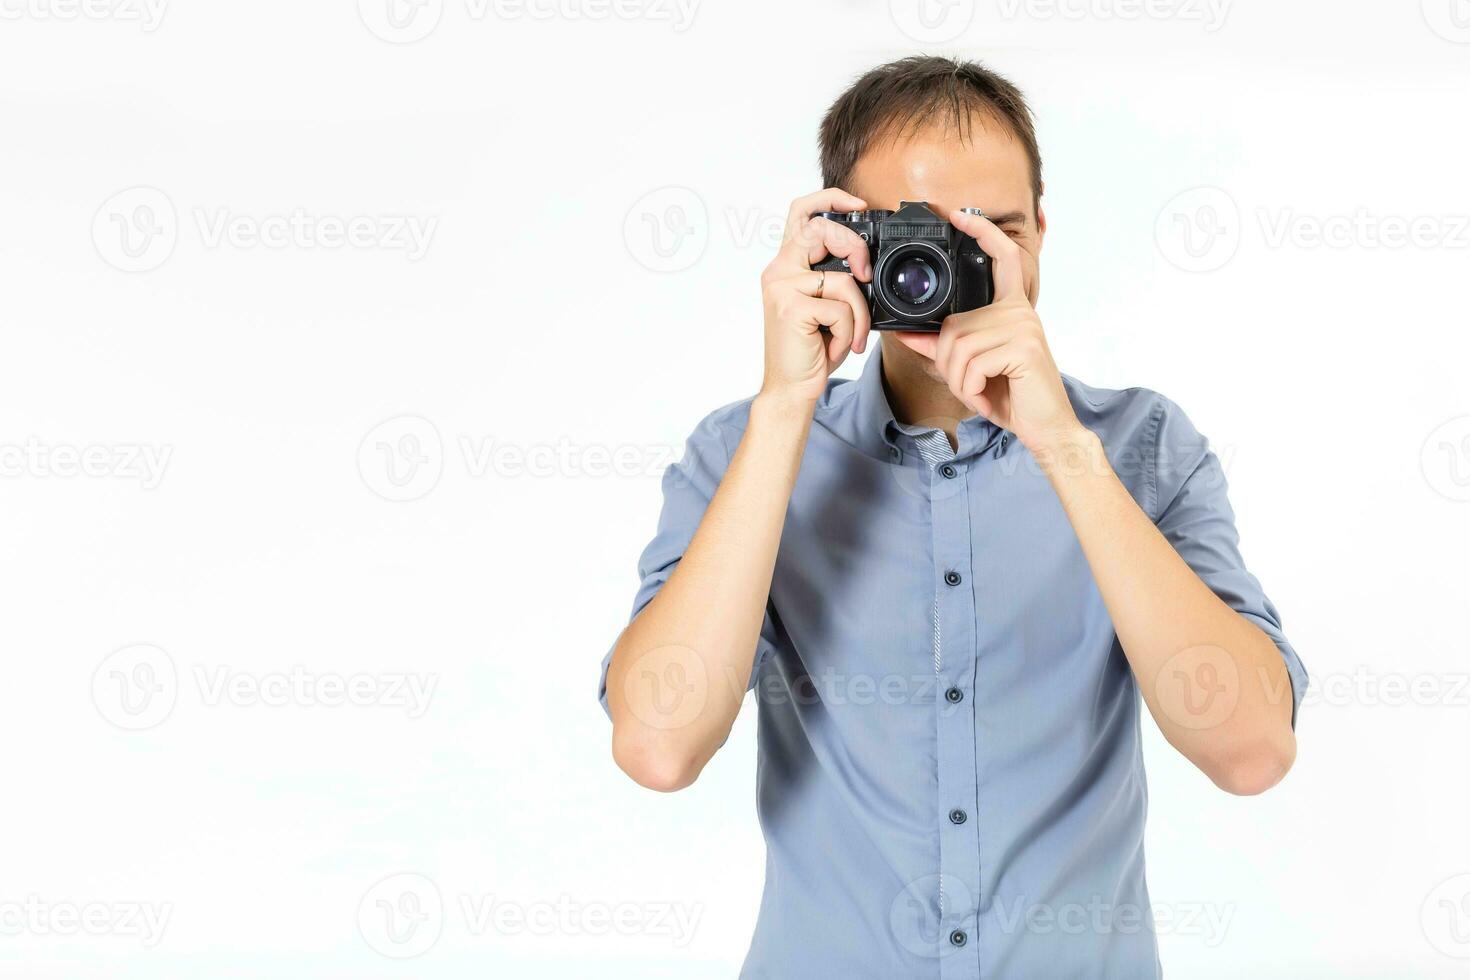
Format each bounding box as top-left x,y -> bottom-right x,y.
812,201 -> 994,332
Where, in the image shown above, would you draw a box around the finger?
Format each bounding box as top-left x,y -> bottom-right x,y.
825,306 -> 856,366
772,279 -> 857,334
800,218 -> 873,282
802,296 -> 857,366
968,389 -> 995,421
936,320 -> 1018,388
959,346 -> 1014,406
811,270 -> 871,354
785,270 -> 830,298
949,209 -> 1024,301
770,188 -> 867,275
785,187 -> 867,236
780,270 -> 870,354
774,216 -> 872,282
959,347 -> 1014,420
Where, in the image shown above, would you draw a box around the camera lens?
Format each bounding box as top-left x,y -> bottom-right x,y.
889,255 -> 939,306
875,241 -> 953,323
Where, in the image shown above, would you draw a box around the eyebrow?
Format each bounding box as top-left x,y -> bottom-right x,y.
982,210 -> 1028,227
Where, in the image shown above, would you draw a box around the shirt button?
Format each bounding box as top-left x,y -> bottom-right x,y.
939,463 -> 958,479
944,570 -> 962,587
945,687 -> 963,703
949,808 -> 967,825
949,929 -> 967,947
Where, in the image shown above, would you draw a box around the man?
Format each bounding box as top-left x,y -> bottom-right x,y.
598,56 -> 1306,978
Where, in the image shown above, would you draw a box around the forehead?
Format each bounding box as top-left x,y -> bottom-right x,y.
846,114 -> 1033,215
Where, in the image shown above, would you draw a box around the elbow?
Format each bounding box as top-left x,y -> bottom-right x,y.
1204,734 -> 1297,797
611,727 -> 702,793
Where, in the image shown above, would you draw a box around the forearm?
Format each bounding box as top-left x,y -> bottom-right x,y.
606,392 -> 811,791
1036,429 -> 1296,795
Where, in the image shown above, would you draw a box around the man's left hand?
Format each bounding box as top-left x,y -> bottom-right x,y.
894,208 -> 1084,452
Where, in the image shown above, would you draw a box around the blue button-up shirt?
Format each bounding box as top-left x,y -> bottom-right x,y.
600,344 -> 1307,979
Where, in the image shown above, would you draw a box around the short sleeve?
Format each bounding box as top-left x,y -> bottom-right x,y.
1150,396 -> 1309,727
597,407 -> 780,719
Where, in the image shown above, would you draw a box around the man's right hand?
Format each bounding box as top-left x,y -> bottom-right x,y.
610,193 -> 870,792
759,188 -> 874,406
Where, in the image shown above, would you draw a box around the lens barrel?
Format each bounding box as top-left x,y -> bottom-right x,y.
874,241 -> 953,322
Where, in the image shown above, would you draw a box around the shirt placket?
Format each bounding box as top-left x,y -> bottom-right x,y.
910,430 -> 983,980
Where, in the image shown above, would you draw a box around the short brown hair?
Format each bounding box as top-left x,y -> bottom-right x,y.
819,56 -> 1042,212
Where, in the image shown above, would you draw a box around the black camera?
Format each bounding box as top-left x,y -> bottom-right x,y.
812,201 -> 994,332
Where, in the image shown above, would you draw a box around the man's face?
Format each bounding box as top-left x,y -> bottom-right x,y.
846,114 -> 1046,379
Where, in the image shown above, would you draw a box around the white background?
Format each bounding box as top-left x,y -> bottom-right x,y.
2,0 -> 1468,976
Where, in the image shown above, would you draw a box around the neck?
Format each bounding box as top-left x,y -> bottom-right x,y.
879,335 -> 971,447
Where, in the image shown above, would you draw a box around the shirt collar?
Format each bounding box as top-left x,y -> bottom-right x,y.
810,341 -> 901,463
817,340 -> 1002,463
